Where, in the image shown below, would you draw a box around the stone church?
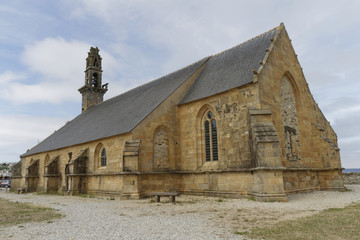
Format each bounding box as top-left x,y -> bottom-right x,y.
12,23 -> 344,201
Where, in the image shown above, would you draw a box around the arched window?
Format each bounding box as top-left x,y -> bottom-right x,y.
44,154 -> 50,174
280,74 -> 301,161
154,127 -> 169,168
101,148 -> 107,166
92,73 -> 98,87
203,110 -> 219,161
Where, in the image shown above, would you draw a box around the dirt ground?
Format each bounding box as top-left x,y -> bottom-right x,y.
0,185 -> 359,240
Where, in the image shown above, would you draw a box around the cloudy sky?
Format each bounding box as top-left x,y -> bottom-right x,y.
0,0 -> 359,168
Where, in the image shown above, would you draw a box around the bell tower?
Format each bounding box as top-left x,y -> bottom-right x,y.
78,47 -> 108,112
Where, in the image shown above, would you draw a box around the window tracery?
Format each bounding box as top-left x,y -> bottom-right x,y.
203,110 -> 218,162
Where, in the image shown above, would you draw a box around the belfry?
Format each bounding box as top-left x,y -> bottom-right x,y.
78,47 -> 108,112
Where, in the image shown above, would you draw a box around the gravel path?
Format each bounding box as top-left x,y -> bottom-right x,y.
1,185 -> 360,240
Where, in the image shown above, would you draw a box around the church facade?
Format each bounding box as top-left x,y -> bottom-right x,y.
11,24 -> 344,201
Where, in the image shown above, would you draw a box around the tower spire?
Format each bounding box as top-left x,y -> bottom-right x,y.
78,47 -> 108,112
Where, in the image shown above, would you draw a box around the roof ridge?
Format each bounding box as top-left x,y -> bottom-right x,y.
22,57 -> 209,157
179,24 -> 280,105
96,56 -> 211,106
150,56 -> 211,83
210,25 -> 281,59
100,25 -> 281,107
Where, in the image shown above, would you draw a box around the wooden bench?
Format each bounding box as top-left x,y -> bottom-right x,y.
17,187 -> 27,194
150,192 -> 179,203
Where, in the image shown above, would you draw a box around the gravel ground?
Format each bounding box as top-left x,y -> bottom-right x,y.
1,185 -> 360,240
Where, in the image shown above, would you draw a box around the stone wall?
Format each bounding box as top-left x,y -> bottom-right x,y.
154,127 -> 170,168
131,61 -> 208,174
257,25 -> 343,191
18,132 -> 135,195
81,90 -> 105,112
179,85 -> 257,172
343,173 -> 360,185
258,25 -> 341,170
181,171 -> 253,198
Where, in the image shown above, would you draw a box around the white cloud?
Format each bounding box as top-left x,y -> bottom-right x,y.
0,115 -> 67,144
2,82 -> 71,104
0,71 -> 25,84
326,105 -> 360,124
22,37 -> 89,82
0,37 -> 119,104
0,115 -> 67,162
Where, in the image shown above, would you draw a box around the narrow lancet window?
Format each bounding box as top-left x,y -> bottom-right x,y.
211,119 -> 218,161
101,148 -> 107,166
203,110 -> 219,162
205,121 -> 211,162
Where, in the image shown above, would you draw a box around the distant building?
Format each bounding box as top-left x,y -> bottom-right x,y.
0,167 -> 12,179
12,24 -> 344,201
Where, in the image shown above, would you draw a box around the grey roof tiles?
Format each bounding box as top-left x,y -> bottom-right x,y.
179,27 -> 278,104
22,57 -> 209,157
22,26 -> 280,157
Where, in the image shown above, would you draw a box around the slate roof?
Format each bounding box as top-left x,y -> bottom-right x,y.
179,27 -> 278,104
22,25 -> 280,157
22,57 -> 209,157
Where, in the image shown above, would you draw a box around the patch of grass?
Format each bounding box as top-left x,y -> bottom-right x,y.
186,210 -> 198,213
326,207 -> 343,212
215,198 -> 224,202
234,230 -> 249,235
71,193 -> 97,199
248,196 -> 256,201
0,197 -> 63,227
71,192 -> 86,198
244,203 -> 360,240
34,191 -> 65,196
340,187 -> 352,192
34,192 -> 48,195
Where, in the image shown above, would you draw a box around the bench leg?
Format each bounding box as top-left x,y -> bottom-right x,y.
154,195 -> 160,202
169,196 -> 175,203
